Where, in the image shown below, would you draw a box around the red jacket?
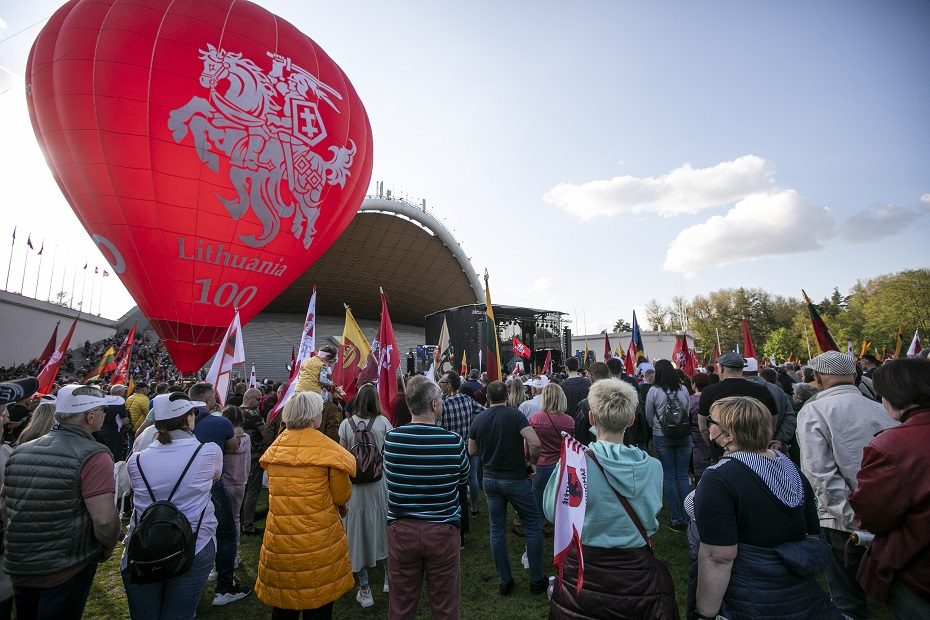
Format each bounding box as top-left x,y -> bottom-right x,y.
849,407 -> 930,600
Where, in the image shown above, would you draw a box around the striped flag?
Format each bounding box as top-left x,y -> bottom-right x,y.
483,271 -> 501,381
802,290 -> 839,353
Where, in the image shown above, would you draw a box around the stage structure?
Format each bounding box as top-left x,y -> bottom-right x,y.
424,304 -> 567,376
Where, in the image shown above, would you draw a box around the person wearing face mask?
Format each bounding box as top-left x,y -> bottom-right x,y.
693,396 -> 839,620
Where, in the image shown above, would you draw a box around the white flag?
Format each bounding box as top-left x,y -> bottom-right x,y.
205,310 -> 246,407
297,288 -> 317,364
553,432 -> 587,595
248,364 -> 257,389
907,329 -> 922,357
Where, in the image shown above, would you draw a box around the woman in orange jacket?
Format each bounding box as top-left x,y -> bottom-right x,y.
255,391 -> 357,619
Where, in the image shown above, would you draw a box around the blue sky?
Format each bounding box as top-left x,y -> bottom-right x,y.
0,1 -> 927,332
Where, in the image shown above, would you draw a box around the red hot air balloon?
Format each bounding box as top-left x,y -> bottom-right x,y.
26,0 -> 373,373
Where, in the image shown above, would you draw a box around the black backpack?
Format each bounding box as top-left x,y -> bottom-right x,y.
347,417 -> 383,484
659,389 -> 691,439
127,443 -> 206,584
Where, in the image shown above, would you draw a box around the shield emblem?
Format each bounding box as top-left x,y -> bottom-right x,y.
290,99 -> 327,146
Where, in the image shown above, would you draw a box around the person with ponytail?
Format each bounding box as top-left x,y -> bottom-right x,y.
121,393 -> 224,619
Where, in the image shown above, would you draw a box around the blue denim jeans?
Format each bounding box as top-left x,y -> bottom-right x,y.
122,540 -> 216,620
483,476 -> 544,585
13,559 -> 98,620
652,434 -> 692,527
468,455 -> 481,511
821,527 -> 868,619
211,479 -> 237,591
532,464 -> 556,524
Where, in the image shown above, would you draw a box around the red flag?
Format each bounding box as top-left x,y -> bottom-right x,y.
37,316 -> 78,393
109,323 -> 137,385
624,340 -> 636,375
711,343 -> 720,365
37,322 -> 59,366
691,349 -> 701,372
740,320 -> 757,360
802,290 -> 839,353
512,336 -> 532,359
268,362 -> 300,425
672,335 -> 696,376
290,346 -> 296,370
603,332 -> 612,362
541,350 -> 553,375
376,290 -> 399,422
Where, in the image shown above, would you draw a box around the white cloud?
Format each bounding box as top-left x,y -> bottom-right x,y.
530,276 -> 553,295
839,203 -> 930,243
0,17 -> 8,31
663,190 -> 834,273
543,155 -> 775,220
0,65 -> 17,93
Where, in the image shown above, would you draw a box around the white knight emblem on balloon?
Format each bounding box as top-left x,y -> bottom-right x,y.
168,45 -> 357,249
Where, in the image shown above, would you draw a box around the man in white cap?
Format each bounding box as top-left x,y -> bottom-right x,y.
519,375 -> 549,420
796,351 -> 898,620
3,384 -> 122,619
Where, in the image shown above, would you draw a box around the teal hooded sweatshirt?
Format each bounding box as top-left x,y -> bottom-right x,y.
543,440 -> 663,549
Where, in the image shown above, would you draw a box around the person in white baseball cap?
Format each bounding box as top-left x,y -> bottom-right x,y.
3,384 -> 121,619
54,383 -> 125,416
122,392 -> 225,617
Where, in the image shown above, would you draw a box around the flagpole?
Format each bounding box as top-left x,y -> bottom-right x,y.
805,330 -> 812,360
33,241 -> 44,299
4,227 -> 15,292
88,270 -> 97,317
97,272 -> 104,316
715,327 -> 722,354
20,243 -> 30,295
69,260 -> 78,309
79,266 -> 88,311
46,245 -> 57,302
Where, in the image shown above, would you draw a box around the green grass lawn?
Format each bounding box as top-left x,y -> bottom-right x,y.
86,491 -> 891,619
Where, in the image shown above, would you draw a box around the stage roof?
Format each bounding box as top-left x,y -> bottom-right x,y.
263,198 -> 484,326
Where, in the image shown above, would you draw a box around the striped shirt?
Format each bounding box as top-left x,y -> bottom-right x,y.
383,423 -> 470,526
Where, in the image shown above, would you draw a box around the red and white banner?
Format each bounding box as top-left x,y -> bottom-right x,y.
512,336 -> 532,359
109,323 -> 137,385
553,432 -> 588,595
376,290 -> 399,420
37,316 -> 78,394
296,288 -> 317,365
205,310 -> 246,407
541,350 -> 553,376
248,365 -> 257,389
907,330 -> 922,357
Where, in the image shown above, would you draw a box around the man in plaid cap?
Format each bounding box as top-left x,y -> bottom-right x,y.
796,351 -> 898,619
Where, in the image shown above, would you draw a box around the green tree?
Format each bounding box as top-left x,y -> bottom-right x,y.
763,327 -> 803,361
613,318 -> 632,333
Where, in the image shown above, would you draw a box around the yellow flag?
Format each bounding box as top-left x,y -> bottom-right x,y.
333,306 -> 372,399
858,339 -> 870,359
893,324 -> 905,358
127,376 -> 135,396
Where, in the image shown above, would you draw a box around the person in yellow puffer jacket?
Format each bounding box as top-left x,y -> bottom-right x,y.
256,391 -> 356,619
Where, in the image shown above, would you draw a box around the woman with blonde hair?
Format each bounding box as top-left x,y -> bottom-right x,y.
543,379 -> 674,618
528,384 -> 574,523
506,378 -> 526,409
694,396 -> 837,619
15,402 -> 56,446
256,391 -> 356,619
338,383 -> 393,608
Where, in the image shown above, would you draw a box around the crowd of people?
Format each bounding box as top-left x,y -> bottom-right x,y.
0,337 -> 926,620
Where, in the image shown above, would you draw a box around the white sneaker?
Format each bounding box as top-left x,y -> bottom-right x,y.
521,550 -> 529,569
207,569 -> 217,582
212,582 -> 251,606
383,580 -> 390,593
356,586 -> 374,608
